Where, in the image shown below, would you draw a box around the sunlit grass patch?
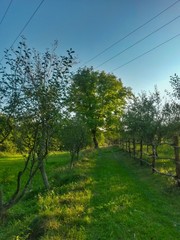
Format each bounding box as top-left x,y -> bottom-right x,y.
27,151 -> 95,239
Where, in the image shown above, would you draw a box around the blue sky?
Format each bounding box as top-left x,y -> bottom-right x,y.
0,0 -> 180,95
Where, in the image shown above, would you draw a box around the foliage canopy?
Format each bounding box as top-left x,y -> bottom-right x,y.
68,67 -> 131,148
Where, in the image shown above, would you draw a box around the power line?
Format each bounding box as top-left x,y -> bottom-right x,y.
112,33 -> 180,71
96,15 -> 180,68
0,0 -> 45,63
0,0 -> 13,26
81,0 -> 180,67
9,0 -> 45,49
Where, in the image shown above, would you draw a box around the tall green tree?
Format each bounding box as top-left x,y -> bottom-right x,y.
163,74 -> 180,185
68,67 -> 130,148
123,89 -> 164,143
121,88 -> 165,168
60,117 -> 91,168
163,74 -> 180,136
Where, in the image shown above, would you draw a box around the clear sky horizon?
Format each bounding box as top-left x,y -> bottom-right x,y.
0,0 -> 180,95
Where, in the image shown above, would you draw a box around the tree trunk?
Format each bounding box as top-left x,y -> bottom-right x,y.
174,136 -> 180,187
140,139 -> 143,165
70,151 -> 76,169
0,151 -> 40,221
39,161 -> 50,189
133,138 -> 136,159
128,139 -> 131,154
0,188 -> 5,221
91,129 -> 99,149
76,150 -> 80,161
38,126 -> 50,189
152,144 -> 157,173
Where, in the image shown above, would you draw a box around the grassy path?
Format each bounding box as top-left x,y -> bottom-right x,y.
86,147 -> 180,240
0,147 -> 180,239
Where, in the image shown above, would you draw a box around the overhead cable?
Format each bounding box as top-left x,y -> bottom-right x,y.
81,0 -> 180,66
0,0 -> 45,63
112,33 -> 180,71
96,15 -> 180,68
0,0 -> 13,26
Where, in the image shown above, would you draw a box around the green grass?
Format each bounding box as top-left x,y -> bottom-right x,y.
0,147 -> 180,239
86,147 -> 180,240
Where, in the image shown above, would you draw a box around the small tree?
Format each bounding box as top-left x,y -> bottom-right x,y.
60,118 -> 90,168
0,39 -> 74,219
163,74 -> 180,185
121,88 -> 165,169
163,74 -> 180,135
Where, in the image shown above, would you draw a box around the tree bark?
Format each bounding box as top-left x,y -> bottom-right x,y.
39,161 -> 50,189
70,151 -> 76,169
38,126 -> 50,189
91,129 -> 99,149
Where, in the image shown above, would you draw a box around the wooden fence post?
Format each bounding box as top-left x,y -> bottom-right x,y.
174,136 -> 180,187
